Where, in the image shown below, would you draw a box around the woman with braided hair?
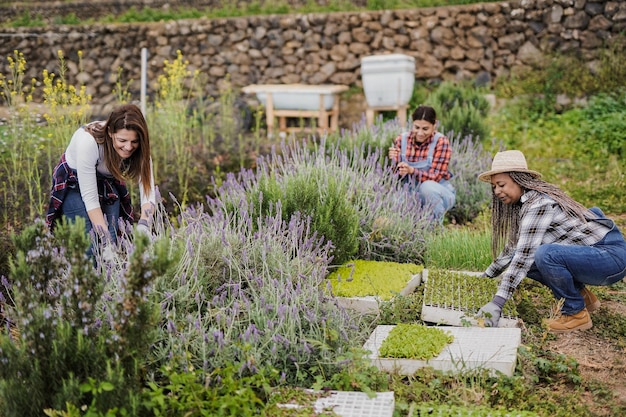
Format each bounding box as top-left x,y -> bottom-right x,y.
475,150 -> 626,333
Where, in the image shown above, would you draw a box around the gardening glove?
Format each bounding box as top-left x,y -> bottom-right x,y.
135,219 -> 153,241
101,243 -> 117,263
476,295 -> 506,327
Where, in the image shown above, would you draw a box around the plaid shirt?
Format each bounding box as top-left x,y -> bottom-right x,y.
486,190 -> 611,300
392,131 -> 452,183
46,153 -> 134,232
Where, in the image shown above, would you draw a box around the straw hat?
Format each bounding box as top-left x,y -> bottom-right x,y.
478,150 -> 542,182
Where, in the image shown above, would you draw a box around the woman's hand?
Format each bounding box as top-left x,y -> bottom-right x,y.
388,146 -> 399,161
396,162 -> 414,176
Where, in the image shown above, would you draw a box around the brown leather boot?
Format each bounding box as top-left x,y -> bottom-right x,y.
580,287 -> 601,313
547,308 -> 593,333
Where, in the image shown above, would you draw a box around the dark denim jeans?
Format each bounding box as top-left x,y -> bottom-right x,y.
527,207 -> 626,315
62,185 -> 120,245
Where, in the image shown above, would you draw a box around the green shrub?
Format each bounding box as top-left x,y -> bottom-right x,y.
577,90 -> 626,157
0,219 -> 172,416
427,81 -> 491,140
252,164 -> 361,265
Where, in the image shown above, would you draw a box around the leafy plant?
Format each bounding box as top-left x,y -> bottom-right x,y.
427,81 -> 491,141
577,90 -> 626,157
142,363 -> 278,416
423,269 -> 518,318
0,218 -> 173,416
379,324 -> 453,360
327,259 -> 423,300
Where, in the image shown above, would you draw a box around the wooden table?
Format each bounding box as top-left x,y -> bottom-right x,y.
242,84 -> 348,136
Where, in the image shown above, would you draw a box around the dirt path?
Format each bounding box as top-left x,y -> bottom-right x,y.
547,299 -> 626,414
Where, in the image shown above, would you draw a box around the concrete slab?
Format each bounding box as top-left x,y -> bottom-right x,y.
364,325 -> 522,377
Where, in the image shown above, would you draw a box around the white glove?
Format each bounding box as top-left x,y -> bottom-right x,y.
135,219 -> 152,240
101,243 -> 117,263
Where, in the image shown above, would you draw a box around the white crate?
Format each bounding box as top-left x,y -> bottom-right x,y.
364,325 -> 521,377
421,269 -> 520,328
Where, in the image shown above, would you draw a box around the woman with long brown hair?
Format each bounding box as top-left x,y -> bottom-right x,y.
46,104 -> 156,252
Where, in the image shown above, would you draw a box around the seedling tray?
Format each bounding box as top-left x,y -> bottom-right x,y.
421,269 -> 520,328
364,325 -> 521,377
336,272 -> 422,314
276,390 -> 395,417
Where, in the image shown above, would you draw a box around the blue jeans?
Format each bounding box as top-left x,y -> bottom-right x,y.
527,208 -> 626,315
414,179 -> 456,222
62,185 -> 120,246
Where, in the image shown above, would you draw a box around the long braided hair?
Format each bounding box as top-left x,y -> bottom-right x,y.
490,171 -> 593,257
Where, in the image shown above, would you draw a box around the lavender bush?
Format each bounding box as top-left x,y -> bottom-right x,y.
215,138 -> 434,264
150,201 -> 362,386
447,132 -> 492,224
330,115 -> 492,225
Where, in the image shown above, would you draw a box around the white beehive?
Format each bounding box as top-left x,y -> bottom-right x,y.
361,54 -> 415,107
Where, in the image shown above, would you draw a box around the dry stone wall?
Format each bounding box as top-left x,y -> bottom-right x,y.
0,0 -> 624,116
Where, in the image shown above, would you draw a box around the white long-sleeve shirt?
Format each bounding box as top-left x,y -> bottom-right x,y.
64,125 -> 156,212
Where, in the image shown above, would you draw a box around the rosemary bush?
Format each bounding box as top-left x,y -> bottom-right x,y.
0,219 -> 173,416
427,81 -> 491,141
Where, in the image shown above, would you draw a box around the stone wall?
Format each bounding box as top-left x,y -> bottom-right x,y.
0,0 -> 624,119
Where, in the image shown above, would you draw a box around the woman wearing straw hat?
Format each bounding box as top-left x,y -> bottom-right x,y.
388,105 -> 455,223
476,150 -> 626,333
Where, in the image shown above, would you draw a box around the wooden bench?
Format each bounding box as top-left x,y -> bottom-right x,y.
242,84 -> 348,136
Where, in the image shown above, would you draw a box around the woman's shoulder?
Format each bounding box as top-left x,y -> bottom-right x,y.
522,190 -> 556,208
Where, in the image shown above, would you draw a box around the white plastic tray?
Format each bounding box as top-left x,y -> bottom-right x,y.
364,325 -> 521,377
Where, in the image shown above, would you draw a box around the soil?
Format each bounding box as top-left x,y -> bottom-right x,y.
547,298 -> 626,414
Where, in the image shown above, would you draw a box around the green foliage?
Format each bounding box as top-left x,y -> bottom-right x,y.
378,292 -> 424,324
3,0 -> 504,27
252,164 -> 360,265
412,403 -> 540,416
379,324 -> 453,360
0,219 -> 173,416
423,269 -> 518,318
327,260 -> 423,300
424,226 -> 492,271
494,35 -> 626,119
9,11 -> 45,27
577,90 -> 626,157
427,81 -> 491,140
143,364 -> 277,416
311,347 -> 389,394
516,345 -> 581,385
